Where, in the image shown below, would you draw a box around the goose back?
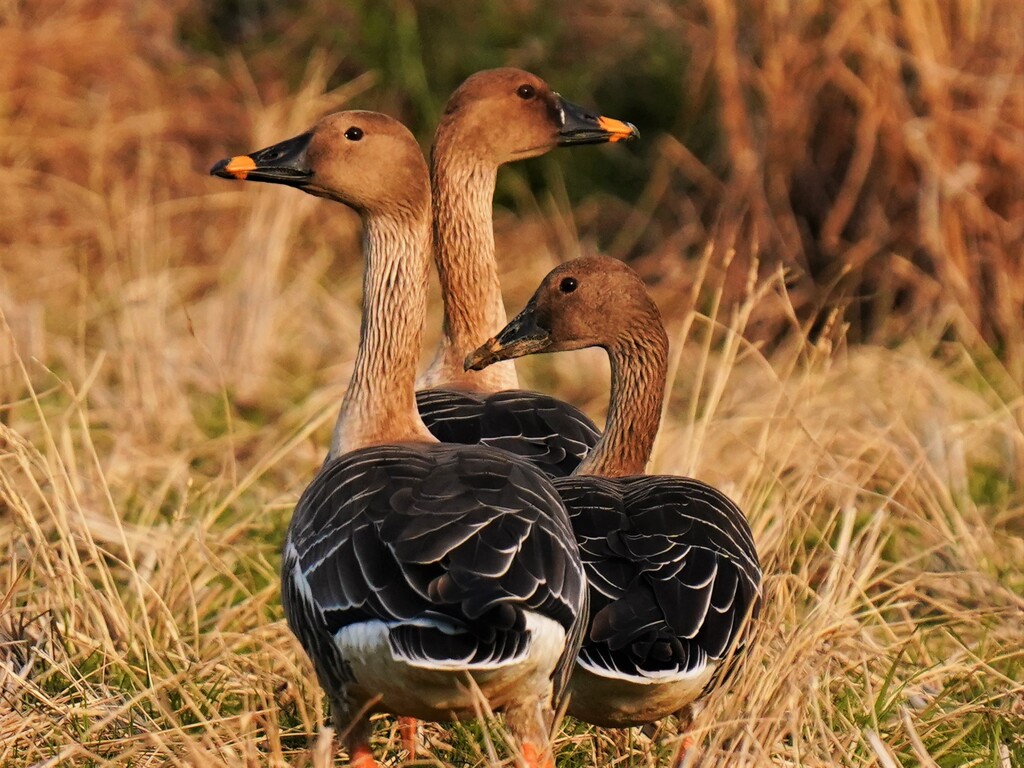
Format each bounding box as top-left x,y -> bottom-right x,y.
554,474 -> 760,725
282,441 -> 587,719
416,388 -> 600,478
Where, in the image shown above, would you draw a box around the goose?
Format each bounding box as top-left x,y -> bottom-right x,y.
211,113 -> 587,768
212,71 -> 633,755
466,255 -> 762,763
417,68 -> 640,479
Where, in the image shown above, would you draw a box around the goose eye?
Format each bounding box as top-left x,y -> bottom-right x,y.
559,277 -> 578,293
344,126 -> 364,141
516,84 -> 536,100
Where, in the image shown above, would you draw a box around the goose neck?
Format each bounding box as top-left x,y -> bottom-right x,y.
577,327 -> 669,478
420,148 -> 518,391
331,208 -> 434,455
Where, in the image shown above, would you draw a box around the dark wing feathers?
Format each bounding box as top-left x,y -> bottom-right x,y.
554,475 -> 761,681
416,388 -> 600,478
281,442 -> 585,698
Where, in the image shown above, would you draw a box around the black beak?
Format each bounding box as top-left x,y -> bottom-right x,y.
465,302 -> 553,371
555,96 -> 639,146
210,131 -> 315,186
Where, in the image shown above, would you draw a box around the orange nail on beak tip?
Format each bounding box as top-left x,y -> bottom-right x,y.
598,116 -> 639,142
223,155 -> 257,180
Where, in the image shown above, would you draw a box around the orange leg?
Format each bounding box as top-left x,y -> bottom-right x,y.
344,716 -> 379,768
348,743 -> 379,768
670,733 -> 697,768
520,741 -> 555,768
398,716 -> 419,757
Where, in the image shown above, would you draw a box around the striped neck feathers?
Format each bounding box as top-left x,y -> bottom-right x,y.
576,326 -> 669,478
331,209 -> 436,456
418,137 -> 519,392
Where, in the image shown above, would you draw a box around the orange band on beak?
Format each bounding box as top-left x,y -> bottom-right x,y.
597,116 -> 639,142
222,155 -> 258,180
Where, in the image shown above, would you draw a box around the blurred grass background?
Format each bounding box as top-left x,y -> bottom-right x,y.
1,0 -> 1022,765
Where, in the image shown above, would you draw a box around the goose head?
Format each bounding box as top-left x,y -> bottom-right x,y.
211,110 -> 429,216
465,255 -> 660,368
436,68 -> 638,164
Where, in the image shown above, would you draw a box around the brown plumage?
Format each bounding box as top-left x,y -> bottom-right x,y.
423,68 -> 639,392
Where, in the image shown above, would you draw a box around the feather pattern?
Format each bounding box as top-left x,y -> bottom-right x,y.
281,441 -> 587,707
554,474 -> 761,685
416,387 -> 600,478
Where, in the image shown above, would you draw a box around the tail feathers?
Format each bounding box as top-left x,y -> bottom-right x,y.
388,624 -> 532,670
577,641 -> 710,682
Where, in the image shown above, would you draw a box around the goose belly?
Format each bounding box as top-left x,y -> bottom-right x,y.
567,663 -> 716,727
337,613 -> 566,721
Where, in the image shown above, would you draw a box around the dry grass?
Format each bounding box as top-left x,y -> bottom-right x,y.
567,0 -> 1024,371
1,1 -> 1022,766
